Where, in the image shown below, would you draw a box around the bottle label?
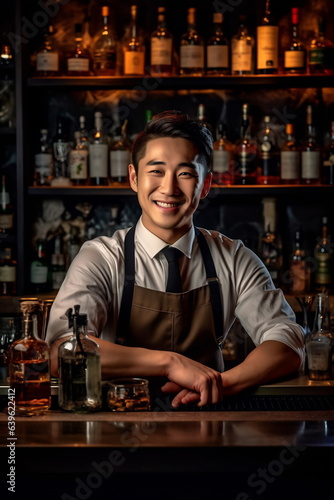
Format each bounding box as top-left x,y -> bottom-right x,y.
110,150 -> 131,177
124,51 -> 145,75
256,26 -> 278,70
0,265 -> 16,282
232,40 -> 252,72
151,38 -> 172,65
280,151 -> 299,180
315,255 -> 332,285
180,45 -> 204,69
0,214 -> 13,230
36,52 -> 59,71
89,144 -> 108,178
69,150 -> 88,179
309,49 -> 325,65
30,263 -> 48,284
35,153 -> 52,181
0,192 -> 10,204
213,150 -> 229,173
206,45 -> 228,69
284,50 -> 305,69
67,58 -> 89,72
301,151 -> 321,179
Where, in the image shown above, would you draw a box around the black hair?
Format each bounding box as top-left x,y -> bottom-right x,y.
131,110 -> 213,173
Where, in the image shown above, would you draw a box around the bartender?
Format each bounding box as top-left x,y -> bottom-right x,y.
46,110 -> 304,408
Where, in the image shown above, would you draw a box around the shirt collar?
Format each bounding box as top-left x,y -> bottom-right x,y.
135,217 -> 195,259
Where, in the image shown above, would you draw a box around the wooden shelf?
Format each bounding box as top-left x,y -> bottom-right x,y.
26,74 -> 334,91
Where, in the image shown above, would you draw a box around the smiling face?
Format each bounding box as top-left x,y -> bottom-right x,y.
129,137 -> 212,244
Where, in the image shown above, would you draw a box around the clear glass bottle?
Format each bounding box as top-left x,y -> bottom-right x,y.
51,117 -> 71,186
35,24 -> 60,76
280,123 -> 300,185
212,123 -> 234,185
9,304 -> 51,416
123,5 -> 145,76
69,130 -> 89,185
34,128 -> 53,186
257,115 -> 280,185
58,305 -> 101,412
150,6 -> 173,77
196,103 -> 213,136
0,247 -> 16,296
284,7 -> 306,74
322,121 -> 334,185
305,293 -> 333,380
92,5 -> 117,76
89,111 -> 109,186
308,18 -> 334,75
234,103 -> 257,185
0,174 -> 14,234
259,197 -> 283,287
314,216 -> 333,293
256,0 -> 279,74
289,229 -> 311,294
110,121 -> 131,185
231,16 -> 254,75
51,235 -> 66,291
180,7 -> 204,76
206,12 -> 229,76
30,239 -> 49,293
301,105 -> 321,185
66,23 -> 92,76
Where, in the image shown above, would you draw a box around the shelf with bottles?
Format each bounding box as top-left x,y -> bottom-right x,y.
26,74 -> 334,90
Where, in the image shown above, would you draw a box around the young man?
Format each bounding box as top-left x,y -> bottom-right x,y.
46,110 -> 304,408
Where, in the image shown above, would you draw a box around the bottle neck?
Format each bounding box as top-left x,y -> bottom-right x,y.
21,315 -> 39,340
313,295 -> 330,332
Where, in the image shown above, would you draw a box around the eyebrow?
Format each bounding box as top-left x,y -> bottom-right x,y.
146,160 -> 197,170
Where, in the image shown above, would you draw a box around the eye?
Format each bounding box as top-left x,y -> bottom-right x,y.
147,169 -> 163,175
179,171 -> 198,178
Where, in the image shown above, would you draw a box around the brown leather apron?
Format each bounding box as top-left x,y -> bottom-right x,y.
115,225 -> 224,395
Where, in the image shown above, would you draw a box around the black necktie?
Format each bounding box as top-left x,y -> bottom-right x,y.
161,247 -> 183,293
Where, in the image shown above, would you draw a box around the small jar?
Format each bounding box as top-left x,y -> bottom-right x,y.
107,377 -> 150,411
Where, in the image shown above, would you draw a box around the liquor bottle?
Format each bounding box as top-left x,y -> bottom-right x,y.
89,111 -> 109,186
280,123 -> 300,184
123,5 -> 145,76
314,216 -> 333,293
92,5 -> 117,76
231,16 -> 254,75
35,24 -> 60,76
51,117 -> 71,186
69,131 -> 89,185
322,121 -> 334,185
197,103 -> 213,136
288,229 -> 311,294
308,18 -> 334,75
212,123 -> 234,185
30,239 -> 49,293
81,11 -> 92,52
180,7 -> 204,76
259,197 -> 283,287
256,0 -> 278,74
51,235 -> 66,291
283,8 -> 306,74
9,302 -> 51,415
150,6 -> 173,77
68,225 -> 81,265
301,105 -> 321,185
79,115 -> 89,145
58,304 -> 101,412
306,293 -> 334,380
0,247 -> 16,296
206,12 -> 229,76
257,115 -> 280,185
0,43 -> 13,67
110,121 -> 131,184
234,103 -> 257,185
66,23 -> 92,76
34,129 -> 53,186
0,174 -> 14,234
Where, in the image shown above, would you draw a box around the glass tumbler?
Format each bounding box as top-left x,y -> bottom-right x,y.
107,378 -> 150,411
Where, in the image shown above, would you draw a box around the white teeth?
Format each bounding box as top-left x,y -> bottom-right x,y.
156,201 -> 179,208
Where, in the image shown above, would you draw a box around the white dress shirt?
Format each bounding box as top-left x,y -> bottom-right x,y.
46,217 -> 305,365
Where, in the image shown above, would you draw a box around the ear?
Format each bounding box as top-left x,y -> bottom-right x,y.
128,164 -> 138,193
200,172 -> 212,199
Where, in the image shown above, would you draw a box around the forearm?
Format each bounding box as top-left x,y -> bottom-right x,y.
221,340 -> 301,396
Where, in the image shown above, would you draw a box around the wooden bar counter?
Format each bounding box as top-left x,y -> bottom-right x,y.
1,376 -> 333,500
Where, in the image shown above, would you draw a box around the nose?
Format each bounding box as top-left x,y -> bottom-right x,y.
159,172 -> 180,196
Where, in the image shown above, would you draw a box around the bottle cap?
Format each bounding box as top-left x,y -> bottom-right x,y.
102,6 -> 109,17
213,13 -> 223,23
291,8 -> 299,24
286,123 -> 294,134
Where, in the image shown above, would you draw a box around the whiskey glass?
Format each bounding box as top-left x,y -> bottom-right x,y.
107,377 -> 150,411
